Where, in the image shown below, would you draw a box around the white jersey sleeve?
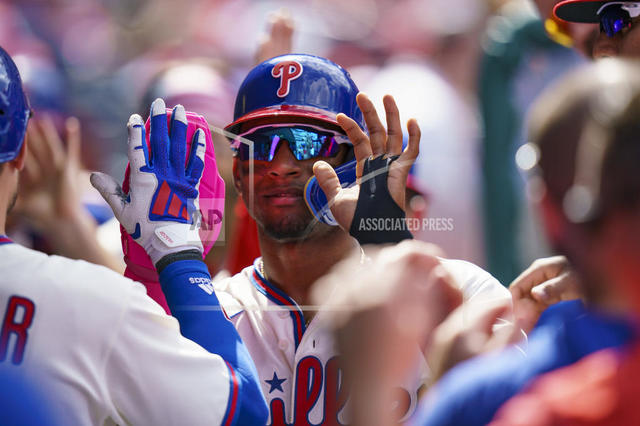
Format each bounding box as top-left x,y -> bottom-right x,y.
0,242 -> 235,425
103,277 -> 234,426
440,257 -> 516,329
440,257 -> 511,304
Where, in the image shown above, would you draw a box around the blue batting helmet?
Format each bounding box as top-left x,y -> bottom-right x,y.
0,46 -> 30,163
225,54 -> 364,135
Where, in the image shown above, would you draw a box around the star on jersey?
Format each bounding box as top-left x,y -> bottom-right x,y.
265,372 -> 286,394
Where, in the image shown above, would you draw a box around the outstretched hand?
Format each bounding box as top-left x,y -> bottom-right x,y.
19,115 -> 83,228
312,93 -> 420,235
255,9 -> 294,65
314,240 -> 461,425
91,99 -> 206,265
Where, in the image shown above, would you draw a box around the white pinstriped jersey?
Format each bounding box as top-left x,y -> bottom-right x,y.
214,257 -> 512,425
0,238 -> 239,426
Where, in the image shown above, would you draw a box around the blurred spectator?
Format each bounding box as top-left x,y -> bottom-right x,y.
491,57 -> 640,426
478,0 -> 584,284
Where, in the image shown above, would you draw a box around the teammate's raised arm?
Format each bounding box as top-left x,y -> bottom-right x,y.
92,98 -> 268,425
0,45 -> 267,425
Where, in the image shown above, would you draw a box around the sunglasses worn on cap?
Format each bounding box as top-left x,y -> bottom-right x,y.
598,2 -> 640,37
231,124 -> 349,162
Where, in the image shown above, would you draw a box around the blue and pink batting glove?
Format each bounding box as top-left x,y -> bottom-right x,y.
91,99 -> 210,265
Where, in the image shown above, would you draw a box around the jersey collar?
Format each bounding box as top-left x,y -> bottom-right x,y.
250,258 -> 307,349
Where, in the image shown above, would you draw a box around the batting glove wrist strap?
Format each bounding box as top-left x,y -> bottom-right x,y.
155,249 -> 203,275
349,155 -> 414,245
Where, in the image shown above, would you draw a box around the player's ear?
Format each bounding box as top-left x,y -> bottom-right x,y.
232,158 -> 243,196
10,133 -> 28,171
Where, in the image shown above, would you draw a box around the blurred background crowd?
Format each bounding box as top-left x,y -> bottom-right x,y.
1,0 -> 593,285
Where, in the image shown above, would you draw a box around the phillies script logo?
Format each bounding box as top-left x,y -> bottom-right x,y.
272,61 -> 303,97
268,356 -> 412,425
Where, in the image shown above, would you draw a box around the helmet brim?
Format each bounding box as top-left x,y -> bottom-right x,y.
224,106 -> 345,136
554,0 -> 609,23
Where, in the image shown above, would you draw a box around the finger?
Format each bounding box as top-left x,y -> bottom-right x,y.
26,120 -> 55,177
356,93 -> 386,156
39,114 -> 65,169
383,95 -> 403,156
485,319 -> 525,352
186,129 -> 206,185
389,118 -> 420,193
474,302 -> 511,337
90,172 -> 125,219
401,118 -> 420,165
509,256 -> 568,299
22,148 -> 40,185
428,265 -> 463,318
313,161 -> 341,205
169,104 -> 188,174
65,117 -> 81,166
127,114 -> 148,173
255,9 -> 294,64
530,273 -> 581,305
149,98 -> 169,167
337,113 -> 371,178
270,9 -> 294,47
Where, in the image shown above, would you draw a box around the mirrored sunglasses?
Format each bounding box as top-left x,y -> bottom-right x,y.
598,2 -> 640,37
230,124 -> 349,162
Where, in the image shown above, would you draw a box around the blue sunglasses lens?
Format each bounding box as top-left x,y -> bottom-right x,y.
600,5 -> 632,37
235,126 -> 343,161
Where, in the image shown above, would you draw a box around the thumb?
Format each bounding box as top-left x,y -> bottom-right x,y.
90,172 -> 126,220
313,161 -> 341,205
475,302 -> 511,337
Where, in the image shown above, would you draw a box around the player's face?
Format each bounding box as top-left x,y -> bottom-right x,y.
593,16 -> 640,58
233,132 -> 349,242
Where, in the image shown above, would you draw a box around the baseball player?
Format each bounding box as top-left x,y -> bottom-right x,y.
216,54 -> 512,424
120,53 -> 513,424
490,57 -> 640,426
553,0 -> 640,58
0,46 -> 267,425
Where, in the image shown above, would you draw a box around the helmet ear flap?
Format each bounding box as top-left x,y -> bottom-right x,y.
0,46 -> 31,164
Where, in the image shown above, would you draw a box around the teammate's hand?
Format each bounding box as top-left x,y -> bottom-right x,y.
314,240 -> 461,425
509,256 -> 581,333
426,300 -> 520,382
255,9 -> 294,65
313,93 -> 420,234
91,99 -> 206,265
18,115 -> 84,229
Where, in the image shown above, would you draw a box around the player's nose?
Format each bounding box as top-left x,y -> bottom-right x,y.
268,141 -> 302,178
592,30 -> 621,58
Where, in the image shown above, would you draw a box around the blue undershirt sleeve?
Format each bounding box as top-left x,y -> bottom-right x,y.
159,259 -> 267,426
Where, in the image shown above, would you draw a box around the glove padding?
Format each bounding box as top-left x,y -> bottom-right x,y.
91,99 -> 207,264
349,155 -> 413,245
